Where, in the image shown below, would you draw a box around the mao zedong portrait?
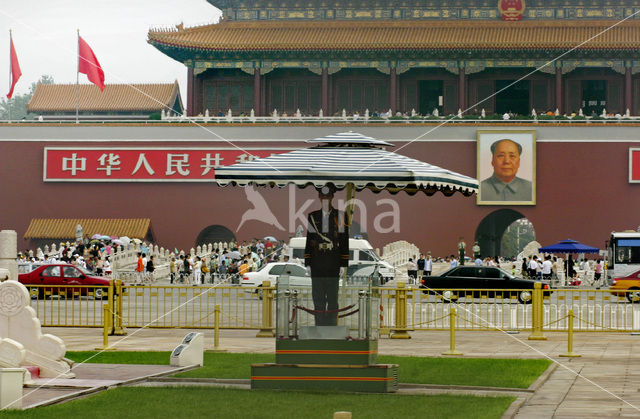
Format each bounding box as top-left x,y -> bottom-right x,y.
480,139 -> 532,202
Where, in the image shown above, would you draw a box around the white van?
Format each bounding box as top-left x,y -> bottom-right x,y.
288,237 -> 396,284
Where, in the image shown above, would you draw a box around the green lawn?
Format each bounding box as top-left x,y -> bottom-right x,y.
6,387 -> 515,419
67,351 -> 550,389
378,356 -> 550,389
48,351 -> 548,418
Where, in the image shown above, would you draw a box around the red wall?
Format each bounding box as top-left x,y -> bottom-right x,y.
1,137 -> 637,256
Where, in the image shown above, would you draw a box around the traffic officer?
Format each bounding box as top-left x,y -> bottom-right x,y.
304,185 -> 349,326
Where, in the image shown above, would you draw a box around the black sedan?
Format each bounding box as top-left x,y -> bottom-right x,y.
419,266 -> 552,304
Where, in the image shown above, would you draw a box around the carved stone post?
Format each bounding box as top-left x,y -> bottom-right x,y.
0,231 -> 18,282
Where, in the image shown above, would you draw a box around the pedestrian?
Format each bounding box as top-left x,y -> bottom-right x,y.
472,241 -> 481,260
474,255 -> 483,266
135,252 -> 144,285
96,258 -> 104,276
416,254 -> 426,283
177,255 -> 185,283
142,253 -> 148,282
457,237 -> 466,265
583,259 -> 591,284
449,255 -> 459,268
212,255 -> 220,283
566,255 -> 576,279
239,258 -> 250,276
529,256 -> 540,278
424,253 -> 433,277
219,259 -> 228,283
521,257 -> 529,278
182,255 -> 191,285
193,256 -> 202,286
201,257 -> 209,283
594,259 -> 603,288
542,255 -> 552,281
407,257 -> 418,284
170,257 -> 177,284
146,255 -> 155,284
104,257 -> 111,277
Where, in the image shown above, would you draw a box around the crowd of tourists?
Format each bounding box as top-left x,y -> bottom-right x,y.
135,238 -> 291,286
405,250 -> 606,289
17,240 -> 116,276
18,237 -> 294,286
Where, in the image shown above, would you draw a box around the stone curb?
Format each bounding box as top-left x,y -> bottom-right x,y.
501,362 -> 558,419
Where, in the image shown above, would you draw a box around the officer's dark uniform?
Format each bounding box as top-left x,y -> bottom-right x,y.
304,196 -> 349,326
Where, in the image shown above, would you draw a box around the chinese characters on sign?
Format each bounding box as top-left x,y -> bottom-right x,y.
44,148 -> 288,182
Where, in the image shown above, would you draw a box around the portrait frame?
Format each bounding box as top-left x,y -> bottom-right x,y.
477,130 -> 536,206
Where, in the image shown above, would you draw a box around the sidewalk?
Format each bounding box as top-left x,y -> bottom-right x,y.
41,327 -> 640,417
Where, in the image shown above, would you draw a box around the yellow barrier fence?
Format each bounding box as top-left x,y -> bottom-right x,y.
24,284 -> 110,327
24,283 -> 640,333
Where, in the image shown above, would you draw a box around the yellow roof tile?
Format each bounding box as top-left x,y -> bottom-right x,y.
24,219 -> 152,240
148,19 -> 640,51
26,82 -> 180,113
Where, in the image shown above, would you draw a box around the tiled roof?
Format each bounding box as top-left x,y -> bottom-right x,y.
148,19 -> 640,52
26,82 -> 180,113
24,219 -> 151,240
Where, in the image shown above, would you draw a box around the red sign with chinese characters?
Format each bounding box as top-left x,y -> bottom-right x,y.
630,148 -> 640,183
44,148 -> 291,182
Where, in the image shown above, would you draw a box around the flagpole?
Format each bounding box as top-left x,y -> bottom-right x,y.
76,29 -> 79,124
8,29 -> 12,123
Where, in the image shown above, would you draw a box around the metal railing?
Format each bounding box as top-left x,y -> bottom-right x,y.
24,283 -> 112,327
25,282 -> 640,334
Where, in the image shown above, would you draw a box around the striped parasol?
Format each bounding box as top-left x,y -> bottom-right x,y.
215,132 -> 478,197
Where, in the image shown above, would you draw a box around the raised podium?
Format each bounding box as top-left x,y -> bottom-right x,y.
251,274 -> 398,393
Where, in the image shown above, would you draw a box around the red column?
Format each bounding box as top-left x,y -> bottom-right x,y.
253,68 -> 261,116
322,68 -> 328,116
625,66 -> 632,115
187,68 -> 195,117
458,67 -> 466,112
555,67 -> 563,114
194,74 -> 203,115
389,67 -> 397,114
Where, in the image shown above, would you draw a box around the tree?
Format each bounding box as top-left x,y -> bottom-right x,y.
0,75 -> 54,120
500,219 -> 536,258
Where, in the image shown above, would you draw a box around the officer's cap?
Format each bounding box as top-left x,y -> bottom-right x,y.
318,184 -> 336,198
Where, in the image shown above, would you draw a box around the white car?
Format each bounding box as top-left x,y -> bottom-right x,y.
240,262 -> 311,288
288,237 -> 396,283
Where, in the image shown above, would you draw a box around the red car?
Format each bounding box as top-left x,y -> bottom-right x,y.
18,263 -> 111,300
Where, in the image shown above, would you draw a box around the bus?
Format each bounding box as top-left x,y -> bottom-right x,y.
607,231 -> 640,279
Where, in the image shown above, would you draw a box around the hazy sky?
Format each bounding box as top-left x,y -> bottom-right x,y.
1,0 -> 222,100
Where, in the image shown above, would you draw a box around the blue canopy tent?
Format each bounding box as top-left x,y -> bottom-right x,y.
538,239 -> 601,286
538,239 -> 600,254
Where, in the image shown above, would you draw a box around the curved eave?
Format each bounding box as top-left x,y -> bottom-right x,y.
150,39 -> 640,53
150,41 -> 640,64
215,179 -> 477,197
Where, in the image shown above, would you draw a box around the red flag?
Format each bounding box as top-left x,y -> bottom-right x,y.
78,35 -> 105,91
7,35 -> 21,99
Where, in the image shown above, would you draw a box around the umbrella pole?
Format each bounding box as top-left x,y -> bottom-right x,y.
345,182 -> 356,226
565,254 -> 569,286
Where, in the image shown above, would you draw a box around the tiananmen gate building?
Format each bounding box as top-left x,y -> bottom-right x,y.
3,0 -> 640,258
